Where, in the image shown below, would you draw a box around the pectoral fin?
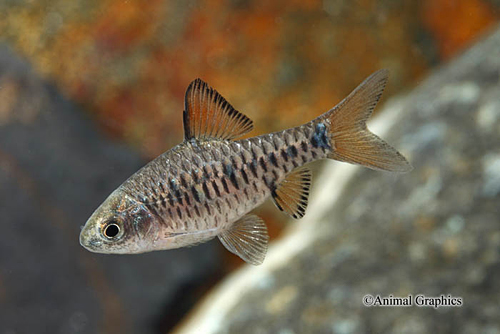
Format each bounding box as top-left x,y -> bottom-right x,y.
271,167 -> 311,219
183,78 -> 254,141
218,214 -> 269,265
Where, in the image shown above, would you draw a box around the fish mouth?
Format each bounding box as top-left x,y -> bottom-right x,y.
79,228 -> 103,252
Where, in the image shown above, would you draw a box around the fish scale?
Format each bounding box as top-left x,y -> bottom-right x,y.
120,121 -> 329,239
80,69 -> 412,265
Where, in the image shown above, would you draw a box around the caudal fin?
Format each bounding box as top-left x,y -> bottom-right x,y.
325,69 -> 412,172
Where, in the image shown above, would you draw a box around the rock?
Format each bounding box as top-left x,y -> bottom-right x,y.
175,27 -> 500,334
0,45 -> 223,334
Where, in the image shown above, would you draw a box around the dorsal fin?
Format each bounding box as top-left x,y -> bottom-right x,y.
218,214 -> 269,265
271,167 -> 311,219
183,79 -> 254,141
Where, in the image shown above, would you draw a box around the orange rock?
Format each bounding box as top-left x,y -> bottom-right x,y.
422,0 -> 499,60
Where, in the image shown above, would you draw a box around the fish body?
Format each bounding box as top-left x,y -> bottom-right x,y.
80,70 -> 412,265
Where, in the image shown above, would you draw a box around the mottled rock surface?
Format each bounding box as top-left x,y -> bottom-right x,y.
176,26 -> 500,334
0,45 -> 223,334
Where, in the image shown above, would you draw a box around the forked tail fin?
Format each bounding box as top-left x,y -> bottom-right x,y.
323,69 -> 412,172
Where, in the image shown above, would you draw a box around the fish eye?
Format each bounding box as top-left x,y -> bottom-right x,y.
103,221 -> 121,239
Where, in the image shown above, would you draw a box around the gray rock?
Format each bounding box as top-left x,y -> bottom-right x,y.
176,26 -> 500,334
0,45 -> 223,334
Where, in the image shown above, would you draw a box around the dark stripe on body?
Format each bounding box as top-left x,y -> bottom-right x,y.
241,169 -> 249,184
280,149 -> 289,162
230,173 -> 240,190
212,180 -> 221,197
221,177 -> 230,193
288,145 -> 298,158
204,203 -> 212,215
167,192 -> 175,206
301,141 -> 308,152
184,192 -> 191,206
269,152 -> 278,167
192,185 -> 202,202
180,174 -> 188,188
249,160 -> 258,177
202,182 -> 212,200
259,157 -> 267,172
175,190 -> 183,205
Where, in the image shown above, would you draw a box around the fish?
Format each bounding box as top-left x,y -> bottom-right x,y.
79,69 -> 412,265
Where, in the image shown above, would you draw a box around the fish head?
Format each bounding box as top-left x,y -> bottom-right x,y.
79,189 -> 159,254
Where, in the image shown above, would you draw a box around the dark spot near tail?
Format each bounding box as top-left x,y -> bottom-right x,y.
176,207 -> 183,219
288,145 -> 298,158
311,122 -> 330,149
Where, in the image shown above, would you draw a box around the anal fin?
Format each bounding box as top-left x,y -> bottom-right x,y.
218,214 -> 269,265
271,167 -> 311,219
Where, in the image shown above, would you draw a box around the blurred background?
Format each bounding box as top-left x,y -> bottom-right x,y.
0,1 -> 499,333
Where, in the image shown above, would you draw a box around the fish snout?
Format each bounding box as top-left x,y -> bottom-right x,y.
79,225 -> 103,252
